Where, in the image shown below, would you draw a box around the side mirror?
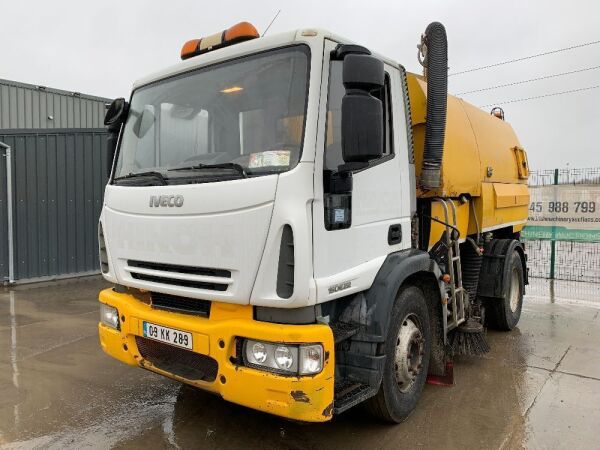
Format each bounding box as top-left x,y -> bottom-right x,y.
104,98 -> 128,130
340,54 -> 384,170
104,98 -> 129,174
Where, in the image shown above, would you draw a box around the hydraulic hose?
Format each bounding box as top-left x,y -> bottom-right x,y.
420,22 -> 448,189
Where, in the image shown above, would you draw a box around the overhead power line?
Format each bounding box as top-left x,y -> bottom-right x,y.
456,65 -> 600,95
450,40 -> 600,76
479,85 -> 600,108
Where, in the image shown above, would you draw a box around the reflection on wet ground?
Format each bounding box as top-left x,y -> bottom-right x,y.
1,277 -> 599,449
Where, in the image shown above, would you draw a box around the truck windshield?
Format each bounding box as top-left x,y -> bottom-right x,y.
113,45 -> 310,185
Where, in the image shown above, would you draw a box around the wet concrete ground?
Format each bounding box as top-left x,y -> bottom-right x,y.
1,277 -> 599,449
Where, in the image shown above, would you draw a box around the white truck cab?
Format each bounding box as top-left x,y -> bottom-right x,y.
100,28 -> 414,309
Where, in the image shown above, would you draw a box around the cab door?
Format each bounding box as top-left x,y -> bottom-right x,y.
312,40 -> 413,303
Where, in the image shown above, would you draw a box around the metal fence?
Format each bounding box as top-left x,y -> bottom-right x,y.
524,167 -> 600,283
528,167 -> 600,187
525,240 -> 600,283
0,130 -> 108,282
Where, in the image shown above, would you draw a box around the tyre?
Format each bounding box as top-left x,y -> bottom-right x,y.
486,249 -> 524,331
366,286 -> 431,423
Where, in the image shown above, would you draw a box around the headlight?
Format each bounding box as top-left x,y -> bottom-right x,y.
100,303 -> 120,330
251,342 -> 268,363
243,339 -> 323,376
274,346 -> 294,370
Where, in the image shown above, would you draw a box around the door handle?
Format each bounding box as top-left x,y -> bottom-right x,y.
388,224 -> 402,245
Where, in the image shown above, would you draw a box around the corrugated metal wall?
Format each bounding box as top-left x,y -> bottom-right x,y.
0,130 -> 109,281
0,79 -> 107,130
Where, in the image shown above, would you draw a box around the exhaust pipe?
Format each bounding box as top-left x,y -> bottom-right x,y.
419,22 -> 448,189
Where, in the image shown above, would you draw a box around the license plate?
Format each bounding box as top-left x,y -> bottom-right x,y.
143,321 -> 193,350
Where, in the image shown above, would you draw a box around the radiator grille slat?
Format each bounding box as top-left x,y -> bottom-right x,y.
135,336 -> 218,382
128,260 -> 230,278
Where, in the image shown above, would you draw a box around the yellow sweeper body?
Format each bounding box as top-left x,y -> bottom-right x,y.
406,74 -> 530,247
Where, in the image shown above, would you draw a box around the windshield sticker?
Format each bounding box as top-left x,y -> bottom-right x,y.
249,150 -> 291,168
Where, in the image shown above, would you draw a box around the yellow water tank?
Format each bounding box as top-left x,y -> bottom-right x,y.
406,73 -> 530,239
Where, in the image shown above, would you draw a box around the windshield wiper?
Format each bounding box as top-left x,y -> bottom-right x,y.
168,162 -> 247,178
113,171 -> 168,185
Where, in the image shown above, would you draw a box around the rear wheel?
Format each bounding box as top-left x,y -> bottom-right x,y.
366,286 -> 431,423
486,250 -> 524,331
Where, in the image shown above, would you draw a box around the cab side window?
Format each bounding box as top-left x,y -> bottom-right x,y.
324,60 -> 393,173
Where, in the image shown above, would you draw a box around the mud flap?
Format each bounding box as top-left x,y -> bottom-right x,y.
426,361 -> 454,386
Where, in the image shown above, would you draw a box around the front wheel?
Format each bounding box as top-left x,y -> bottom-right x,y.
366,286 -> 431,423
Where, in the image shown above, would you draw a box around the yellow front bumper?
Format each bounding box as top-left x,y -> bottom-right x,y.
98,288 -> 335,422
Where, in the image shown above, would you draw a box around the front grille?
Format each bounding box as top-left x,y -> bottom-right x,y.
127,259 -> 231,292
151,292 -> 211,317
128,260 -> 231,278
135,336 -> 218,382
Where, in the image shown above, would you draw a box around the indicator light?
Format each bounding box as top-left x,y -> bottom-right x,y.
181,22 -> 259,60
100,303 -> 120,330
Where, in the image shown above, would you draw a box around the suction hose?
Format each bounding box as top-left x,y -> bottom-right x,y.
420,22 -> 448,189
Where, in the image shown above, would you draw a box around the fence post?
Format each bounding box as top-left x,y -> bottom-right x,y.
549,168 -> 559,279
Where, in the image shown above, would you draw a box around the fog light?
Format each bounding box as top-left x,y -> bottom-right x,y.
300,345 -> 323,375
242,339 -> 323,376
274,345 -> 294,370
252,342 -> 267,363
100,303 -> 120,330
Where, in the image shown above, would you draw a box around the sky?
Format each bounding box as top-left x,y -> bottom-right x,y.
0,0 -> 598,170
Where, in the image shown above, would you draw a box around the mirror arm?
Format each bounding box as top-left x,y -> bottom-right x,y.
106,126 -> 120,177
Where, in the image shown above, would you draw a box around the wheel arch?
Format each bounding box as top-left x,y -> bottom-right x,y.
478,238 -> 526,299
360,249 -> 444,342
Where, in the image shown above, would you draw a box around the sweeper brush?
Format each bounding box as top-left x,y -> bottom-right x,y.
449,318 -> 490,356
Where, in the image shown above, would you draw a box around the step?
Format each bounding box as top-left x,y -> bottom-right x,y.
334,383 -> 379,414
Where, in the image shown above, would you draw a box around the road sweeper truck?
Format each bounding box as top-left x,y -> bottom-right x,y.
98,21 -> 529,422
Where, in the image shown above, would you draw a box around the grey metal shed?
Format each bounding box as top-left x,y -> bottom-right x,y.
1,78 -> 107,130
0,79 -> 111,283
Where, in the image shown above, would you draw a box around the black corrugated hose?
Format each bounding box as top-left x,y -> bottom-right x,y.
420,22 -> 448,189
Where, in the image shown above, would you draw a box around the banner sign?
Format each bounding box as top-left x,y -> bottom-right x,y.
522,185 -> 600,242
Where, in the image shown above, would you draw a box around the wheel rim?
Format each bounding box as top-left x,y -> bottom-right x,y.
394,315 -> 424,393
509,267 -> 521,312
